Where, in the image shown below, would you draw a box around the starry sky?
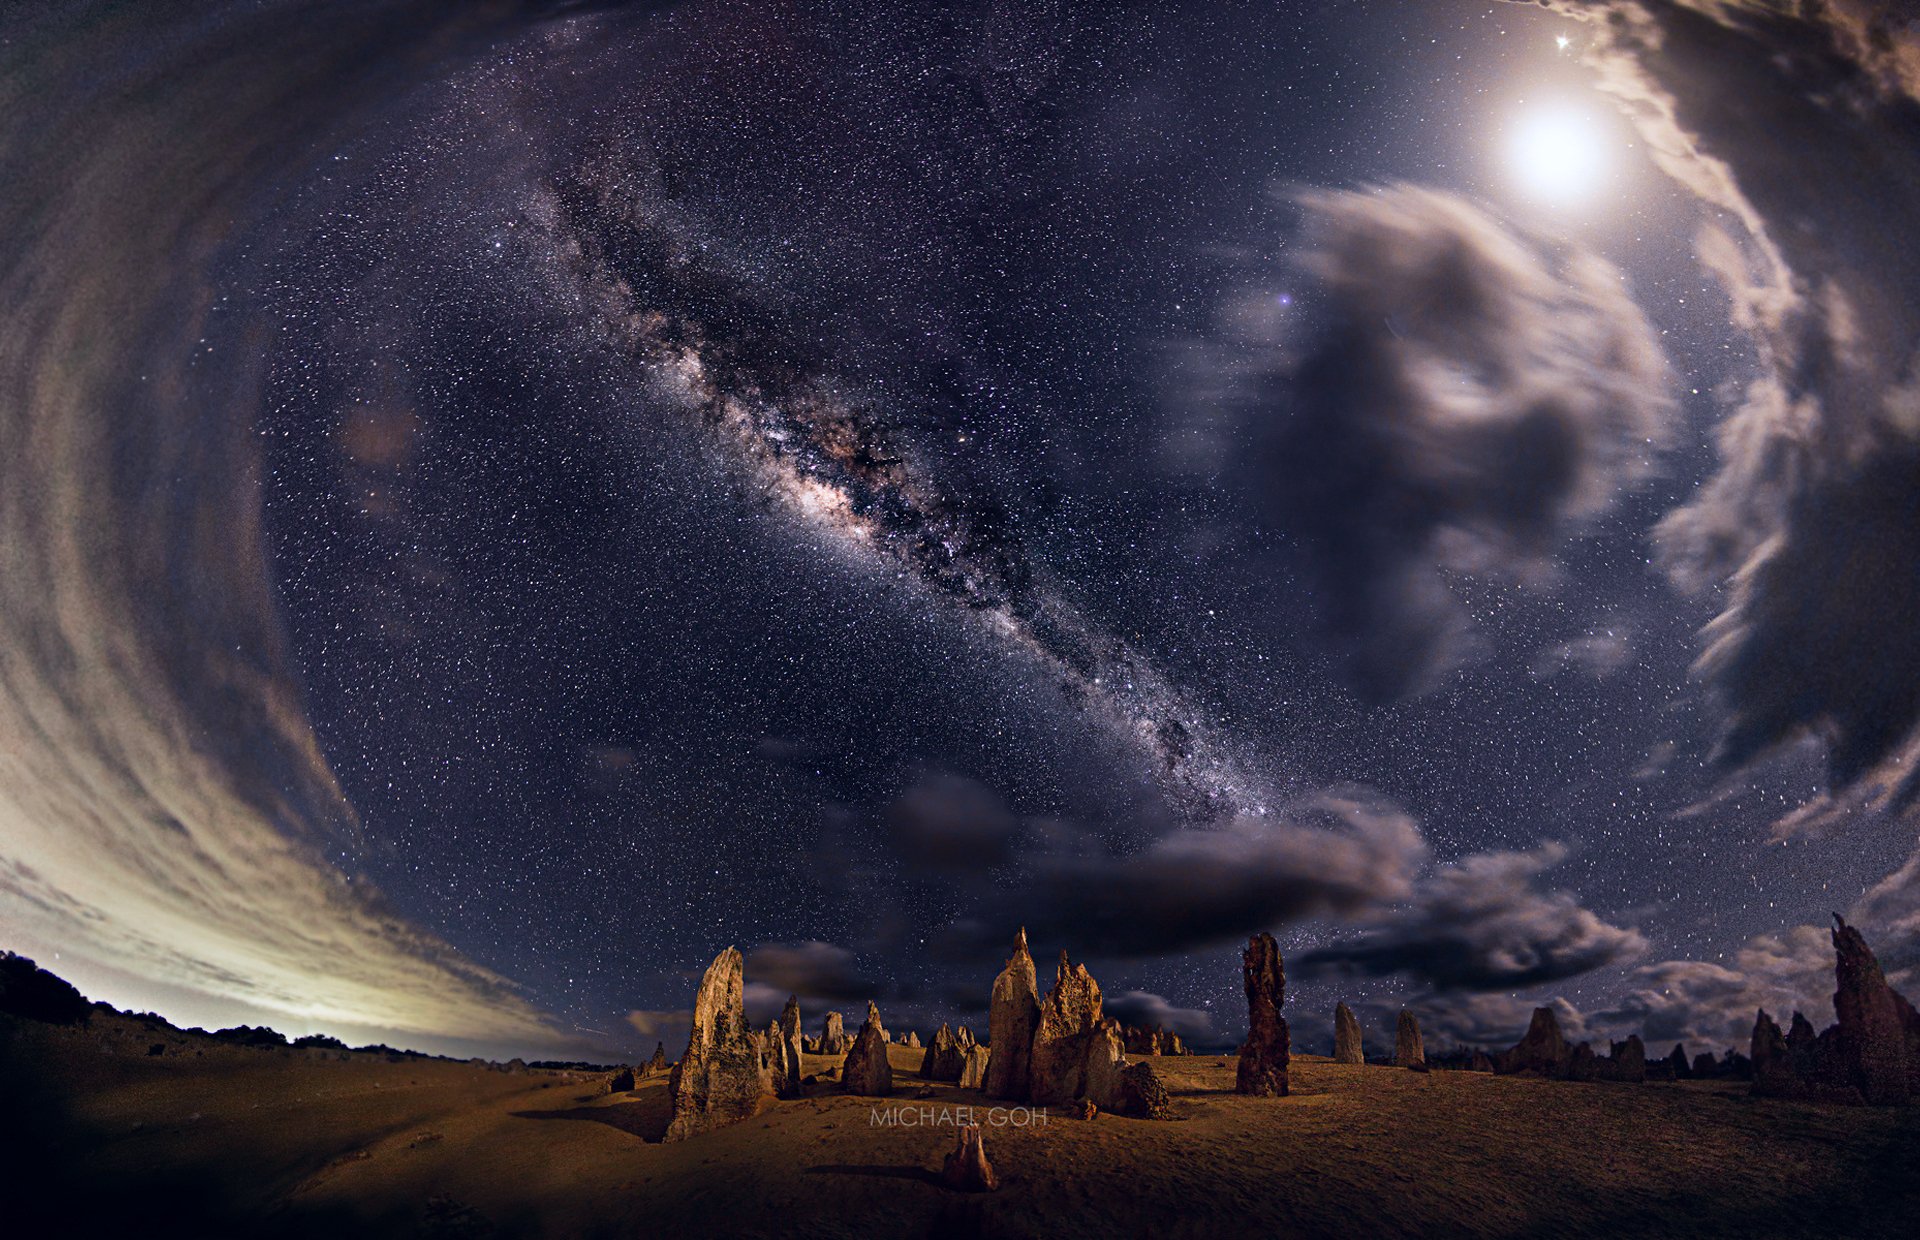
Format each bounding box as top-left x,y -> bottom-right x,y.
3,0 -> 1919,1061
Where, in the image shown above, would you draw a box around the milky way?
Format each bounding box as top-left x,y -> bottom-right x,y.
539,159 -> 1276,819
6,0 -> 1920,1066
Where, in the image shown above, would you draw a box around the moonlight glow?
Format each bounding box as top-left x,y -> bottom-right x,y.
1506,103 -> 1611,205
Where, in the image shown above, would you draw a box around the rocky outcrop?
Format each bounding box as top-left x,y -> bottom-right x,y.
1119,1060 -> 1172,1119
1604,1035 -> 1647,1083
605,1066 -> 635,1093
665,947 -> 768,1142
1394,1010 -> 1425,1070
1666,1043 -> 1690,1080
1498,1007 -> 1571,1077
1751,1009 -> 1794,1096
643,1043 -> 668,1076
1566,1041 -> 1597,1081
1031,952 -> 1108,1105
904,1030 -> 921,1048
1121,1024 -> 1191,1057
1082,1019 -> 1130,1111
841,1001 -> 893,1097
1235,932 -> 1290,1096
1831,915 -> 1918,1105
959,1043 -> 990,1089
1740,917 -> 1920,1105
986,928 -> 1042,1100
920,1022 -> 966,1082
1787,1011 -> 1821,1079
941,1125 -> 998,1192
1333,1002 -> 1365,1064
775,994 -> 804,1099
957,1025 -> 977,1050
819,1010 -> 850,1058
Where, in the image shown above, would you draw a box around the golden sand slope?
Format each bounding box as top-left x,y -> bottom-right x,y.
6,1014 -> 1918,1238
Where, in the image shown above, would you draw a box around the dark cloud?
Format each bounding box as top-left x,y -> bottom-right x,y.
1298,842 -> 1647,991
1102,990 -> 1218,1045
1857,842 -> 1920,975
942,787 -> 1428,960
743,940 -> 878,1004
0,0 -> 576,1057
1525,1 -> 1920,793
1590,923 -> 1835,1048
1398,993 -> 1593,1053
883,774 -> 1023,872
1231,184 -> 1672,701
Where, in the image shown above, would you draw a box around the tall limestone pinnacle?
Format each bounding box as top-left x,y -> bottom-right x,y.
985,926 -> 1041,1100
665,947 -> 767,1142
1333,1001 -> 1364,1064
1235,932 -> 1290,1096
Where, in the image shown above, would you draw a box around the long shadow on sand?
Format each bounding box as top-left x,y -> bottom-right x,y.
511,1091 -> 672,1143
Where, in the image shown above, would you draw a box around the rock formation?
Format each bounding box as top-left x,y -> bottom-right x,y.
1333,1002 -> 1365,1064
665,947 -> 768,1142
1469,1050 -> 1496,1073
1394,1010 -> 1425,1070
920,1022 -> 966,1082
1787,1011 -> 1820,1078
957,1025 -> 977,1050
1030,951 -> 1108,1105
904,1030 -> 920,1048
1120,1060 -> 1172,1119
1751,1009 -> 1794,1096
941,1125 -> 998,1192
605,1066 -> 635,1093
1498,1007 -> 1572,1077
1606,1035 -> 1647,1083
774,994 -> 804,1099
643,1043 -> 668,1076
1235,932 -> 1290,1096
1082,1018 -> 1130,1111
1120,1024 -> 1191,1057
841,1001 -> 893,1097
959,1043 -> 990,1089
985,928 -> 1042,1100
818,1010 -> 850,1057
1742,917 -> 1920,1105
1666,1043 -> 1690,1080
1831,915 -> 1918,1105
1566,1041 -> 1596,1081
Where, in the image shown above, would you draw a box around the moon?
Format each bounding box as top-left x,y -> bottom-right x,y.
1506,103 -> 1611,206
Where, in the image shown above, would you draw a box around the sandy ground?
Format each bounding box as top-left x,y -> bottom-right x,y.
6,1012 -> 1918,1239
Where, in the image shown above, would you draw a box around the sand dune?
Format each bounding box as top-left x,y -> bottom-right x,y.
6,1010 -> 1918,1238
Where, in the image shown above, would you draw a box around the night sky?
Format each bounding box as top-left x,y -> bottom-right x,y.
4,0 -> 1919,1062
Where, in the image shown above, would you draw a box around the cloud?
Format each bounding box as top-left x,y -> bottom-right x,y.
1591,923 -> 1835,1048
883,774 -> 1023,871
0,2 -> 575,1057
743,940 -> 878,1003
1856,842 -> 1920,975
1518,1 -> 1920,794
1399,993 -> 1593,1052
1102,990 -> 1217,1045
941,786 -> 1428,959
1298,842 -> 1648,991
1228,184 -> 1672,701
624,1008 -> 689,1041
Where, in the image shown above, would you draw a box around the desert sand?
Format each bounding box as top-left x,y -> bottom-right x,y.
6,1010 -> 1918,1238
